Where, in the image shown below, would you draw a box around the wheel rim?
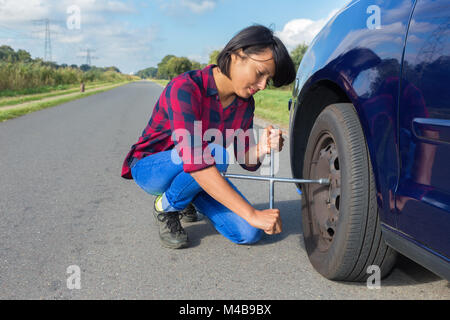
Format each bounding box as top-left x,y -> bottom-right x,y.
307,132 -> 341,252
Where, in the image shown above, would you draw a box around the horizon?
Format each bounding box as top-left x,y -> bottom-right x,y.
0,0 -> 349,74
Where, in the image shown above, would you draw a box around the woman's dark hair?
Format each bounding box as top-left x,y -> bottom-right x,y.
216,24 -> 296,88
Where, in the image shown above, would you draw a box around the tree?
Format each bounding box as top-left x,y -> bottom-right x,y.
0,45 -> 17,62
80,64 -> 91,72
0,46 -> 32,63
136,67 -> 158,79
136,67 -> 152,78
166,57 -> 192,79
45,61 -> 59,69
157,54 -> 176,79
16,49 -> 32,62
190,60 -> 202,70
290,43 -> 308,71
208,50 -> 221,65
105,66 -> 121,73
148,67 -> 158,78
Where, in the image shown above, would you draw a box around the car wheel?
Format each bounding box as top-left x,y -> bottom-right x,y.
301,103 -> 397,281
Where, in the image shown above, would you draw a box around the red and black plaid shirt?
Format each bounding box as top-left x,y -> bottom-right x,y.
121,64 -> 261,179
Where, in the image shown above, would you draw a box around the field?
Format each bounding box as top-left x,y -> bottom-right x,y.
0,80 -> 133,122
253,88 -> 292,127
149,79 -> 292,128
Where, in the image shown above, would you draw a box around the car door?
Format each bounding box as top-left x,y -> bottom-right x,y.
396,0 -> 450,258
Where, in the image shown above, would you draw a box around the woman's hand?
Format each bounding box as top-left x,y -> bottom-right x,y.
258,125 -> 285,157
247,208 -> 282,235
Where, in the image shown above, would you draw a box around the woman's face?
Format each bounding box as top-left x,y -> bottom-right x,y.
228,48 -> 276,99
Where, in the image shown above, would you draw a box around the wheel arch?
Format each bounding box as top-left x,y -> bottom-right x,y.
290,79 -> 351,184
290,76 -> 397,227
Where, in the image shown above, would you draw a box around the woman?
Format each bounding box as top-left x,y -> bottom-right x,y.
121,25 -> 296,249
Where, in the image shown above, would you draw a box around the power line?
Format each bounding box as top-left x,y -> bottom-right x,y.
32,19 -> 53,61
0,20 -> 111,68
31,18 -> 64,62
44,19 -> 51,62
79,48 -> 99,66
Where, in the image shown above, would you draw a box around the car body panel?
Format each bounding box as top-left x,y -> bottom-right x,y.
290,0 -> 416,228
396,0 -> 450,258
289,0 -> 450,275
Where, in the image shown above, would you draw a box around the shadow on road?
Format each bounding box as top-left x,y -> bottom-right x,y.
252,199 -> 304,248
251,199 -> 444,287
183,219 -> 219,248
182,197 -> 444,286
382,254 -> 444,286
338,253 -> 445,288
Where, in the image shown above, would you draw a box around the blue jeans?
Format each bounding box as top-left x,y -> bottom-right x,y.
130,144 -> 262,244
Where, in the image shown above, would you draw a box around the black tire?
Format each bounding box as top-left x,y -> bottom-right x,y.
301,103 -> 397,281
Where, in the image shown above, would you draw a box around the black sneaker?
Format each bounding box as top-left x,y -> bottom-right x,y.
153,197 -> 188,249
180,203 -> 199,222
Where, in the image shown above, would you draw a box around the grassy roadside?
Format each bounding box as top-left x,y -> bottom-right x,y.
253,89 -> 292,128
0,81 -> 132,122
148,79 -> 170,87
0,81 -> 112,98
148,78 -> 292,128
0,81 -> 117,107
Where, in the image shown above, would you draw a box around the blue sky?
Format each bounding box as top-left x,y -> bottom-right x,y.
0,0 -> 349,74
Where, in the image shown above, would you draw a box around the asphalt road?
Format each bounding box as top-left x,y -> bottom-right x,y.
0,81 -> 448,299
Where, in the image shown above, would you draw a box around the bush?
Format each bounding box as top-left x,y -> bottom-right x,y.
0,62 -> 134,92
0,61 -> 86,91
0,46 -> 133,93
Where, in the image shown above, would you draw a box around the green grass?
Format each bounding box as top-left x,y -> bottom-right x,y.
0,82 -> 131,122
148,78 -> 293,127
0,82 -> 109,98
253,88 -> 293,127
0,81 -> 125,107
148,79 -> 170,87
0,84 -> 75,98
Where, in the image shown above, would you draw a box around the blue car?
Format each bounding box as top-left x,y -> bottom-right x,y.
289,0 -> 449,281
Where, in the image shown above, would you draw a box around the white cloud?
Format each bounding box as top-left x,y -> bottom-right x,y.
157,0 -> 217,16
57,34 -> 84,44
0,0 -> 49,23
187,53 -> 206,63
181,0 -> 216,14
275,9 -> 339,50
0,0 -> 156,73
104,1 -> 135,13
0,0 -> 134,24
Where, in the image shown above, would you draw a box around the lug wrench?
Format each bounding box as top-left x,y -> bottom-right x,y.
223,148 -> 330,209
